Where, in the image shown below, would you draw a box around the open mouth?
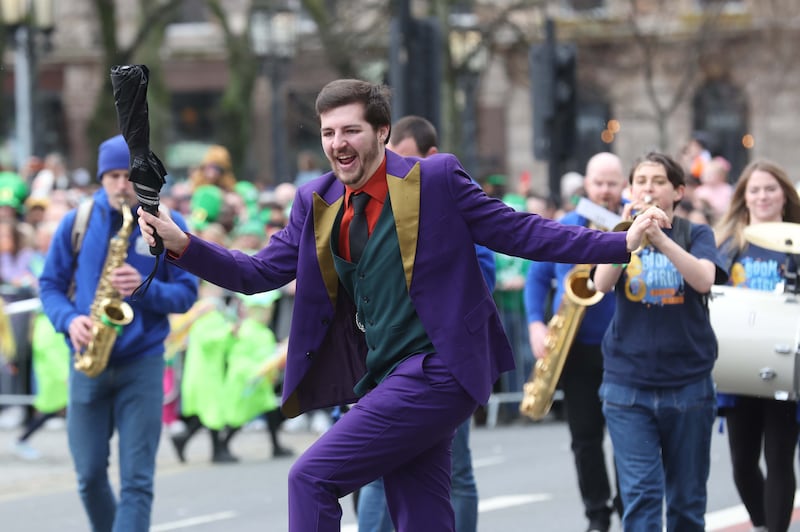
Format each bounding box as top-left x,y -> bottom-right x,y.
337,155 -> 357,169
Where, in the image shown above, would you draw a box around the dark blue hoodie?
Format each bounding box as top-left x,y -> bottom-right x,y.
39,188 -> 198,365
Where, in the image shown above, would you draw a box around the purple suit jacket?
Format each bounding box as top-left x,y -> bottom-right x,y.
172,151 -> 630,417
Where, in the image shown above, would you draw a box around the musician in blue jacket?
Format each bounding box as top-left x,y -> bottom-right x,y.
523,152 -> 626,532
38,135 -> 198,532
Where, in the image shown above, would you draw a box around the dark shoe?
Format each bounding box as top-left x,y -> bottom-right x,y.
212,446 -> 239,464
171,433 -> 189,463
272,445 -> 294,458
586,521 -> 609,532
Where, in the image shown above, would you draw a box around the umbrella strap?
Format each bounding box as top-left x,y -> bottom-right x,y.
132,254 -> 160,300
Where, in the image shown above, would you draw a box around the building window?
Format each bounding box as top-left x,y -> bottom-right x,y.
171,91 -> 221,142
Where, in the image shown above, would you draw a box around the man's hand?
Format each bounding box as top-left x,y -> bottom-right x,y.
137,206 -> 190,254
68,315 -> 93,353
111,263 -> 143,298
528,321 -> 548,360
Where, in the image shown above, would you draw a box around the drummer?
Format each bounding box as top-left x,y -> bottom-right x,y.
715,160 -> 800,532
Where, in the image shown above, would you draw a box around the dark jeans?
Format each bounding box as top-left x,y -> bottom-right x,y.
561,342 -> 617,528
601,376 -> 715,532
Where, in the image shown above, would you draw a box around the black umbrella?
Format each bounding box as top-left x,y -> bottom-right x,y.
110,64 -> 166,256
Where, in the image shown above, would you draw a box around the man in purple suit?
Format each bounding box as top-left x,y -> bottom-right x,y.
138,79 -> 666,531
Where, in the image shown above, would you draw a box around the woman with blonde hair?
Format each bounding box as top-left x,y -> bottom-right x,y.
714,159 -> 800,532
188,145 -> 237,192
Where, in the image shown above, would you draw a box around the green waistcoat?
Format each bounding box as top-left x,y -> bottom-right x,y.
333,196 -> 433,396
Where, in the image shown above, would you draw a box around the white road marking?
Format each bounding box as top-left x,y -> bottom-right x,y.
151,511 -> 238,531
341,492 -> 548,531
478,493 -> 551,513
705,489 -> 800,531
472,455 -> 506,468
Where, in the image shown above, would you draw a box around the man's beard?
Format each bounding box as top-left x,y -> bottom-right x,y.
332,140 -> 382,187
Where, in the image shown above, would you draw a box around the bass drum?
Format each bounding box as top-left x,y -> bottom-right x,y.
709,285 -> 800,399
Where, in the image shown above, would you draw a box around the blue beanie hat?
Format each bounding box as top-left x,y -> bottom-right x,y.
97,134 -> 130,179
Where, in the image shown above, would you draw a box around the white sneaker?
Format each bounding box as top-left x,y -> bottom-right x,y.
11,441 -> 41,461
243,418 -> 267,432
282,413 -> 309,433
0,406 -> 25,429
44,417 -> 65,431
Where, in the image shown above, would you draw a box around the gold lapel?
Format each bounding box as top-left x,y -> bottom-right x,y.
387,162 -> 421,291
312,192 -> 343,306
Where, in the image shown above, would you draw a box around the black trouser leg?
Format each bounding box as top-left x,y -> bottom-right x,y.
561,342 -> 613,529
266,408 -> 293,457
18,412 -> 56,443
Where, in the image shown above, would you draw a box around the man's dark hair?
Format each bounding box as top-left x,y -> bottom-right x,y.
390,115 -> 438,154
315,79 -> 392,144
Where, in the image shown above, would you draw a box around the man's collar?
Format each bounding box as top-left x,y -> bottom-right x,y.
345,155 -> 388,207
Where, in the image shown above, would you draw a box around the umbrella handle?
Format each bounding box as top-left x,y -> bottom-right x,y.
142,204 -> 164,255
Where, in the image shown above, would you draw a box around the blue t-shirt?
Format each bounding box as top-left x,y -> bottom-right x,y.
724,242 -> 785,291
602,222 -> 728,388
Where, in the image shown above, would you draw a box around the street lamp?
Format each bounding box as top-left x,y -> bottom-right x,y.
449,13 -> 488,178
1,0 -> 54,171
250,3 -> 297,185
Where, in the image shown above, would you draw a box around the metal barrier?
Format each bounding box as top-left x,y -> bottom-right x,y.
1,297 -> 41,406
0,394 -> 35,405
484,389 -> 564,428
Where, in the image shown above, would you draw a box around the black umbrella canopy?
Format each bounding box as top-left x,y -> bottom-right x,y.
110,64 -> 166,255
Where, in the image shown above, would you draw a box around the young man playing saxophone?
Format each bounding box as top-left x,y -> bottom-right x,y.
38,135 -> 198,532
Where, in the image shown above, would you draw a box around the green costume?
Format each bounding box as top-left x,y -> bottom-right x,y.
181,306 -> 233,430
223,317 -> 279,427
30,314 -> 68,413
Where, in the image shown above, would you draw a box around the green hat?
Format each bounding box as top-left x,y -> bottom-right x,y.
502,193 -> 527,212
236,290 -> 281,308
235,181 -> 259,207
0,171 -> 28,210
190,185 -> 223,230
233,218 -> 265,238
486,174 -> 507,186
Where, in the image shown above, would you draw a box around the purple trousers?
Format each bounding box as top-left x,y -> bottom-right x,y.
287,352 -> 478,531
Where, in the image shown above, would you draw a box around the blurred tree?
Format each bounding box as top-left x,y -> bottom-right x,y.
205,0 -> 259,180
87,0 -> 182,170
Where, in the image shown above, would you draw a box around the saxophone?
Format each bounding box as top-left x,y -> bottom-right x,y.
519,264 -> 603,420
74,200 -> 135,377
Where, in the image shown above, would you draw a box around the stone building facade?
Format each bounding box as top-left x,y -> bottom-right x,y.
2,0 -> 799,193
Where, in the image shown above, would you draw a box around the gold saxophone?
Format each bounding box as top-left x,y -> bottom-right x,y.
74,200 -> 135,377
520,264 -> 603,420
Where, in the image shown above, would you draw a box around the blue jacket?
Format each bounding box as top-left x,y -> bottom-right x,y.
475,244 -> 496,292
39,189 -> 198,365
524,211 -> 615,344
